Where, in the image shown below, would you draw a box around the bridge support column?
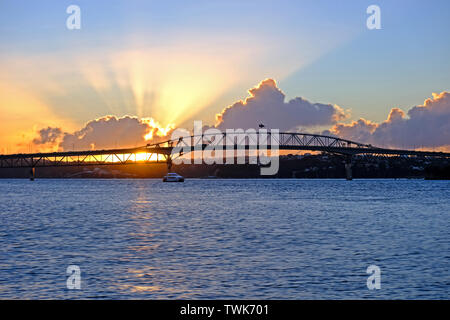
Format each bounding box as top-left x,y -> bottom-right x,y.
344,156 -> 352,181
167,156 -> 172,173
29,167 -> 35,181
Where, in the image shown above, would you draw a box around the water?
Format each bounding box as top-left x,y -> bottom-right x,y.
0,179 -> 448,299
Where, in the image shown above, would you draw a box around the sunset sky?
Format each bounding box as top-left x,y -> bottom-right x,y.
1,0 -> 449,153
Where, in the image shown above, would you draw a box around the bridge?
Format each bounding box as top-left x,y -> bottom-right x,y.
1,132 -> 449,180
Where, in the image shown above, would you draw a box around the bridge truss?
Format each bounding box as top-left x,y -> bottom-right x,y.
1,132 -> 449,179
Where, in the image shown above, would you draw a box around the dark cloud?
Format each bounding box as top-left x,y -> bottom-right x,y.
215,79 -> 348,130
326,92 -> 450,148
32,127 -> 63,145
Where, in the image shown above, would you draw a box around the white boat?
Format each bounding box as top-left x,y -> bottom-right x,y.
163,172 -> 184,182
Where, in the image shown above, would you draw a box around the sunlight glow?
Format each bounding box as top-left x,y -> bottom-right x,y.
0,83 -> 76,154
71,153 -> 165,163
142,118 -> 174,141
78,46 -> 239,128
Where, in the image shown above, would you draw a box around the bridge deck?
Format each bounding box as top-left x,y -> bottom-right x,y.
1,132 -> 449,169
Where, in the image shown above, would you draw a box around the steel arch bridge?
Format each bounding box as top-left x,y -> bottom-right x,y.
160,132 -> 450,158
1,132 -> 449,179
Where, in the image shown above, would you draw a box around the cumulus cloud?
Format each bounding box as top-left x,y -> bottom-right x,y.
32,115 -> 174,151
32,127 -> 63,145
30,80 -> 449,152
326,91 -> 450,149
216,79 -> 348,130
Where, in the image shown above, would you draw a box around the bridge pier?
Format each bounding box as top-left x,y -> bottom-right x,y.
167,156 -> 172,172
29,167 -> 35,181
345,156 -> 352,181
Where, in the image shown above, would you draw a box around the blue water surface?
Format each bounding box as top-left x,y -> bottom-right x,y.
0,179 -> 448,299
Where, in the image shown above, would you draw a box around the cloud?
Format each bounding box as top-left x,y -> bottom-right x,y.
32,115 -> 174,151
326,91 -> 450,148
215,79 -> 349,130
29,81 -> 450,153
32,127 -> 63,145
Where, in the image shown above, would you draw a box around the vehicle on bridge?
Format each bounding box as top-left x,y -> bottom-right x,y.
163,172 -> 184,182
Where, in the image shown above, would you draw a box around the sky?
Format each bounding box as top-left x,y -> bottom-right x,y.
0,0 -> 449,153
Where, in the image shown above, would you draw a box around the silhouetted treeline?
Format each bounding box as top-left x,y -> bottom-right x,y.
424,165 -> 450,180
